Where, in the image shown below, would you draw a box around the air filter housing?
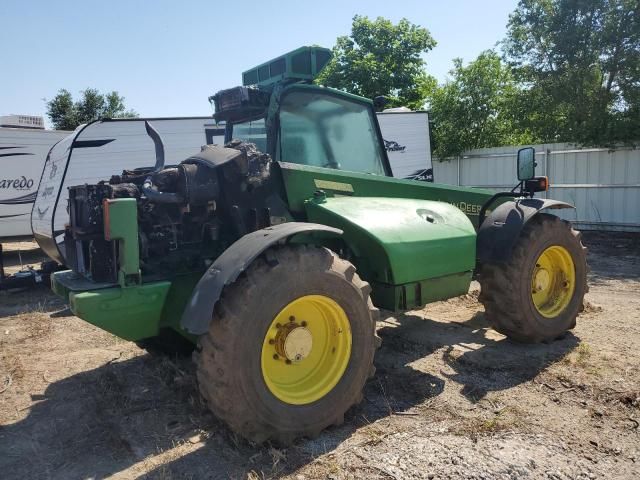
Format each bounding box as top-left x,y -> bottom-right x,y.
242,46 -> 332,87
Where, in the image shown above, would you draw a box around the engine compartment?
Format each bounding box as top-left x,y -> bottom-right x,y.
64,141 -> 290,283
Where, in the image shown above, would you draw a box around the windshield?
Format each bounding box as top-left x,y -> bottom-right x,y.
231,117 -> 267,152
277,90 -> 387,175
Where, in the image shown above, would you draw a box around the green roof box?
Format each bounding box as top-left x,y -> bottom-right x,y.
242,46 -> 332,87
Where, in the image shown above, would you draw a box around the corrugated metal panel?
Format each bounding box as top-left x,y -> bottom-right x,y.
432,143 -> 640,231
432,158 -> 458,185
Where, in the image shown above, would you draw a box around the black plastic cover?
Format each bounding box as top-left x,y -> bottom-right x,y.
182,144 -> 244,169
180,222 -> 343,335
476,198 -> 575,263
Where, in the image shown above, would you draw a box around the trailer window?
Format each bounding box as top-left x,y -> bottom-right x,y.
277,90 -> 386,175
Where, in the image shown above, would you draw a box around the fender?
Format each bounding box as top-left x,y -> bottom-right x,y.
476,198 -> 575,263
180,222 -> 342,335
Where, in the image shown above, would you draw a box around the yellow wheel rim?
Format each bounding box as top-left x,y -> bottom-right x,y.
531,245 -> 576,318
261,295 -> 352,405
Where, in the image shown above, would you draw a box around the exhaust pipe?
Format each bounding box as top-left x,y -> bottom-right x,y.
144,121 -> 166,172
142,121 -> 183,203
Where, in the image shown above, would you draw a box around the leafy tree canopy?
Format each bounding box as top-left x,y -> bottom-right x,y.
46,88 -> 138,130
428,51 -> 533,158
503,0 -> 640,145
317,15 -> 437,110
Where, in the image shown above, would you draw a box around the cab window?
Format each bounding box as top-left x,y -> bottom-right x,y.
277,90 -> 386,175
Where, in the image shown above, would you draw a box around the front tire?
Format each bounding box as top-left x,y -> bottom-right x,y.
478,214 -> 588,343
194,245 -> 379,443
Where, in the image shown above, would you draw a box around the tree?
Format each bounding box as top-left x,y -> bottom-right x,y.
502,0 -> 640,145
427,51 -> 532,159
317,15 -> 437,110
46,89 -> 77,131
46,88 -> 138,130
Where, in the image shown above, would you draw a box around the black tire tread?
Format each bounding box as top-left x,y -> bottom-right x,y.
193,245 -> 379,444
478,214 -> 588,343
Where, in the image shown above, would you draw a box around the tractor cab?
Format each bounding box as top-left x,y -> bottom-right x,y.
210,47 -> 391,177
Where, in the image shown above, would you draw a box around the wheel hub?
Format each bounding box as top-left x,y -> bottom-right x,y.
279,326 -> 313,362
533,268 -> 551,292
273,320 -> 314,362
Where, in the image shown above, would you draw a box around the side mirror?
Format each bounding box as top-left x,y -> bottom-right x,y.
517,147 -> 536,181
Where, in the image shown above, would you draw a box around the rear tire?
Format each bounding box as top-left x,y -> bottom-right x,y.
194,245 -> 380,444
478,214 -> 588,343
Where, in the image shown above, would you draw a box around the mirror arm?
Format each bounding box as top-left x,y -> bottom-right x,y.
480,144 -> 541,226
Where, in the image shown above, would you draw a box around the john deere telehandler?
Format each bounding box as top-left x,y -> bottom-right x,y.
49,47 -> 587,443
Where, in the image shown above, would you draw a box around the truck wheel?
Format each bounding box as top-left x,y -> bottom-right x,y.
194,245 -> 380,444
478,213 -> 588,343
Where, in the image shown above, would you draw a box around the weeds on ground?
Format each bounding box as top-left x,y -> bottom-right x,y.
576,343 -> 592,364
361,423 -> 391,446
0,353 -> 24,394
459,405 -> 525,441
562,342 -> 593,367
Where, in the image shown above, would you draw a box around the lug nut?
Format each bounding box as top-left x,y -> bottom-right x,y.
289,315 -> 295,322
276,323 -> 282,329
269,339 -> 275,345
301,321 -> 307,327
285,359 -> 292,365
273,354 -> 279,360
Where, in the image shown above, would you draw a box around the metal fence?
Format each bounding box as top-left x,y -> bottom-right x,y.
432,143 -> 640,232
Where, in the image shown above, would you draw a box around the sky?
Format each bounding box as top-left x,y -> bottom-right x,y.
1,0 -> 518,126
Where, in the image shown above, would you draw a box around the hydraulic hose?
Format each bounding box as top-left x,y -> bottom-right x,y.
142,177 -> 183,204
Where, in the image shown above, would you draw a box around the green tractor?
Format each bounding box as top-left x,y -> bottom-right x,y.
50,46 -> 587,443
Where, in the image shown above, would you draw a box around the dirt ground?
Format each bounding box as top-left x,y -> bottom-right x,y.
0,232 -> 638,480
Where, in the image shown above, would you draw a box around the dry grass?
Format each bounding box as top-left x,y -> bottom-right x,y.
562,341 -> 593,367
457,405 -> 526,440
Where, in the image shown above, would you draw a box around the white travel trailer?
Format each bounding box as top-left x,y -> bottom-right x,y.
0,116 -> 70,239
377,109 -> 432,179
